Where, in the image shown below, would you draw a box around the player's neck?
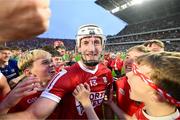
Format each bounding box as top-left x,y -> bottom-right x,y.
144,101 -> 176,117
81,61 -> 97,70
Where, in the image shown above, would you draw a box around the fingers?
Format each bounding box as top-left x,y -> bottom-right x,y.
73,84 -> 83,96
17,77 -> 40,88
84,82 -> 90,92
73,83 -> 90,96
12,77 -> 41,97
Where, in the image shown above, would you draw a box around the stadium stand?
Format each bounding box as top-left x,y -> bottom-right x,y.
3,38 -> 75,51
96,0 -> 180,52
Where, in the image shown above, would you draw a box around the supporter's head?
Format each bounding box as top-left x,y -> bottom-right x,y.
76,24 -> 106,67
127,52 -> 180,107
104,52 -> 110,60
54,40 -> 64,49
52,56 -> 63,67
56,46 -> 66,56
0,46 -> 12,63
110,53 -> 116,59
124,45 -> 149,73
143,39 -> 164,52
18,49 -> 56,83
11,47 -> 22,57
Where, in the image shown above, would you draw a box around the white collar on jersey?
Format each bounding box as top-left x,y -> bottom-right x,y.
78,61 -> 98,74
142,108 -> 180,120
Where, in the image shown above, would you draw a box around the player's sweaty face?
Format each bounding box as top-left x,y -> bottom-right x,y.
79,36 -> 103,61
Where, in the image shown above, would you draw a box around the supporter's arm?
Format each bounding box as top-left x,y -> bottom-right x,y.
103,83 -> 132,120
0,0 -> 50,42
0,97 -> 58,119
103,83 -> 114,119
0,78 -> 40,114
73,83 -> 99,120
9,74 -> 26,89
107,101 -> 132,120
0,74 -> 11,97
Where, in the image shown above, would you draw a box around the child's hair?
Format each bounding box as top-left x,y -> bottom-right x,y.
135,52 -> 180,102
18,49 -> 51,70
127,45 -> 150,53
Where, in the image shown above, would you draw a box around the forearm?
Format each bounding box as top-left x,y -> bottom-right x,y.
0,111 -> 34,120
109,102 -> 132,120
80,99 -> 99,120
0,96 -> 13,114
0,102 -> 10,115
83,104 -> 99,120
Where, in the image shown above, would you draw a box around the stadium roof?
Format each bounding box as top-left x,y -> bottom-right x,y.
95,0 -> 180,24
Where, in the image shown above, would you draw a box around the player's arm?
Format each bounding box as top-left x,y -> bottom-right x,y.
0,97 -> 58,119
0,78 -> 40,114
73,83 -> 99,120
0,74 -> 11,97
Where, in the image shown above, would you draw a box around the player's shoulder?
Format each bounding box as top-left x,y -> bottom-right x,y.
65,62 -> 82,74
98,63 -> 111,73
55,62 -> 81,78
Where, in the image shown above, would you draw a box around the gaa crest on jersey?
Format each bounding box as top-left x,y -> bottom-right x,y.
103,77 -> 108,84
119,88 -> 125,95
89,76 -> 98,87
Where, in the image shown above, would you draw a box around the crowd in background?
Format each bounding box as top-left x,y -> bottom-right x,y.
0,2 -> 179,118
117,13 -> 180,35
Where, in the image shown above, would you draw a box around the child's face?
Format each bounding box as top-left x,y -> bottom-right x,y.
124,50 -> 145,73
52,56 -> 62,66
30,57 -> 56,83
126,64 -> 153,102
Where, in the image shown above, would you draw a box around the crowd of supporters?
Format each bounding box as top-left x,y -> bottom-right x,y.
107,29 -> 180,43
117,13 -> 180,35
5,38 -> 75,51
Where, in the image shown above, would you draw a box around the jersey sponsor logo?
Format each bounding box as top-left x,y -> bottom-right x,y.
27,97 -> 38,104
11,69 -> 15,72
75,91 -> 105,116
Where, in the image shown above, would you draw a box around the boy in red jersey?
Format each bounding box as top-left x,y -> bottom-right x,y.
127,52 -> 180,119
0,24 -> 113,119
6,49 -> 58,119
73,51 -> 180,120
114,45 -> 149,116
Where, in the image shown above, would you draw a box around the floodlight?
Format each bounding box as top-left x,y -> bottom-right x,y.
111,7 -> 120,13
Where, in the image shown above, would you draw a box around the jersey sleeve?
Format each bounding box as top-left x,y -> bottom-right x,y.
40,69 -> 72,103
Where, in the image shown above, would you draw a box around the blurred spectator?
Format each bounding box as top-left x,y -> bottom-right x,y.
0,46 -> 20,84
143,39 -> 165,52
